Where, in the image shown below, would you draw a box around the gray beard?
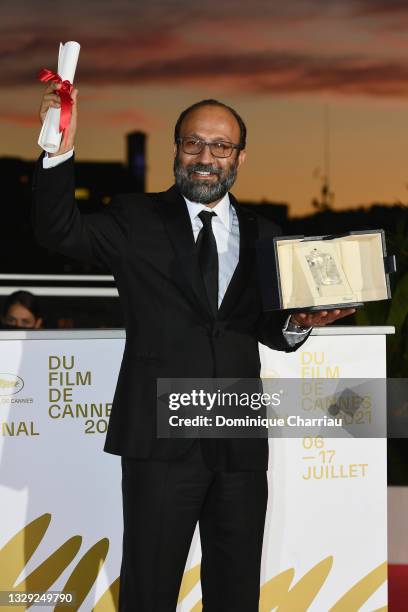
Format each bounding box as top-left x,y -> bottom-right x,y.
173,157 -> 238,204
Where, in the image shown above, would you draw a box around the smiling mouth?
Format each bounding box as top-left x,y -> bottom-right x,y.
191,170 -> 218,179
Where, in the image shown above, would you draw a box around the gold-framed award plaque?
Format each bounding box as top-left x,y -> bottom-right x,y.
256,230 -> 396,312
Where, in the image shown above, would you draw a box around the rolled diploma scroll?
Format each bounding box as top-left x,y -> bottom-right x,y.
38,41 -> 81,153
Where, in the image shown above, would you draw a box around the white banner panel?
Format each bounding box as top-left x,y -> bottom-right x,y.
0,329 -> 389,611
259,333 -> 387,612
0,336 -> 124,611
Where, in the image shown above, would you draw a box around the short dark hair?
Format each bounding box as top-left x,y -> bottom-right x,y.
3,290 -> 42,319
174,99 -> 247,149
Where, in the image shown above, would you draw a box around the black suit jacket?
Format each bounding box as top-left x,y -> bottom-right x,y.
32,156 -> 308,470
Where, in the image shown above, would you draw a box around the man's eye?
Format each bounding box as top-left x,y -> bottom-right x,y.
214,142 -> 230,151
185,138 -> 200,146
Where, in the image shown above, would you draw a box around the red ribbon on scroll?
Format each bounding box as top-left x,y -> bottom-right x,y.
38,68 -> 74,133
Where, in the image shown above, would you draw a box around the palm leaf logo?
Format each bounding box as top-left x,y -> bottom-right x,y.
0,514 -> 387,610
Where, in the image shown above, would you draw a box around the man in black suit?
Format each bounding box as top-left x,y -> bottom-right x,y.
34,84 -> 354,611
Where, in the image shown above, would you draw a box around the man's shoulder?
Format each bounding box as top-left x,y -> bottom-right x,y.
110,189 -> 170,215
108,186 -> 184,232
232,198 -> 282,238
111,191 -> 159,204
112,185 -> 179,209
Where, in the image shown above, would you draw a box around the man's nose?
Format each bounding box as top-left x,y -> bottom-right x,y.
196,143 -> 214,165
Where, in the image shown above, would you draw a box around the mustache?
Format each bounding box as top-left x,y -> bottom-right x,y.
186,163 -> 221,176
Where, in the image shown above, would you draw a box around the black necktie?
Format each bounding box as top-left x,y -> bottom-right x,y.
196,210 -> 218,315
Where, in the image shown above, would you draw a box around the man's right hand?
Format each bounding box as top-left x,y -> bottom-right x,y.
39,82 -> 78,157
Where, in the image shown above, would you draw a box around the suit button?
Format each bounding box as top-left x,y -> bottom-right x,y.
203,323 -> 221,337
211,324 -> 220,338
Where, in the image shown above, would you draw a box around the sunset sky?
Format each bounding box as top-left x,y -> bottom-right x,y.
2,0 -> 408,214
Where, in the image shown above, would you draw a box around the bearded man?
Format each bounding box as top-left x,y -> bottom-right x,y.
33,86 -> 353,611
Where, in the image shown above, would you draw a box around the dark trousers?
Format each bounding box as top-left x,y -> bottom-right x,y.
119,440 -> 268,612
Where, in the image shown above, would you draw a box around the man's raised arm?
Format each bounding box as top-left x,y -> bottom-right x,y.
32,83 -> 129,268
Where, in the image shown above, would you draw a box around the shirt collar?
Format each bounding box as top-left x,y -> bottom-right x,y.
183,192 -> 232,231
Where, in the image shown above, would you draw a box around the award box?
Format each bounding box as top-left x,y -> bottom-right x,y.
256,230 -> 396,312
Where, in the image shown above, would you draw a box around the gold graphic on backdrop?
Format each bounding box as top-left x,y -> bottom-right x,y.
0,514 -> 82,598
329,561 -> 387,611
260,556 -> 333,610
93,578 -> 119,612
0,515 -> 387,611
55,539 -> 109,611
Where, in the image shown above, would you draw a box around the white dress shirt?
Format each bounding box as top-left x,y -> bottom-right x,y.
43,149 -> 74,168
184,193 -> 238,309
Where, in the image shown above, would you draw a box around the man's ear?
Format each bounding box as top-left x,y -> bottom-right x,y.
173,143 -> 178,158
237,148 -> 246,169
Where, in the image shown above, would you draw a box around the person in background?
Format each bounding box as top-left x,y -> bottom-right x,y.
1,290 -> 43,329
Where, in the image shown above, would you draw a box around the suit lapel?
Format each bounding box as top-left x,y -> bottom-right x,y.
218,199 -> 258,319
156,185 -> 213,321
156,186 -> 258,321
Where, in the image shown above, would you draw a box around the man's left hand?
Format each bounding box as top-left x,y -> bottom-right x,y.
291,308 -> 356,328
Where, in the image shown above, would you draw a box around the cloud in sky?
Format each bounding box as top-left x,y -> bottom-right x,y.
3,0 -> 408,212
98,108 -> 161,129
2,0 -> 408,99
353,0 -> 408,16
0,105 -> 159,129
0,111 -> 38,127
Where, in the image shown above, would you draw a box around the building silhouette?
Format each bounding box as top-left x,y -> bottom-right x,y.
127,131 -> 146,192
0,132 -> 147,273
